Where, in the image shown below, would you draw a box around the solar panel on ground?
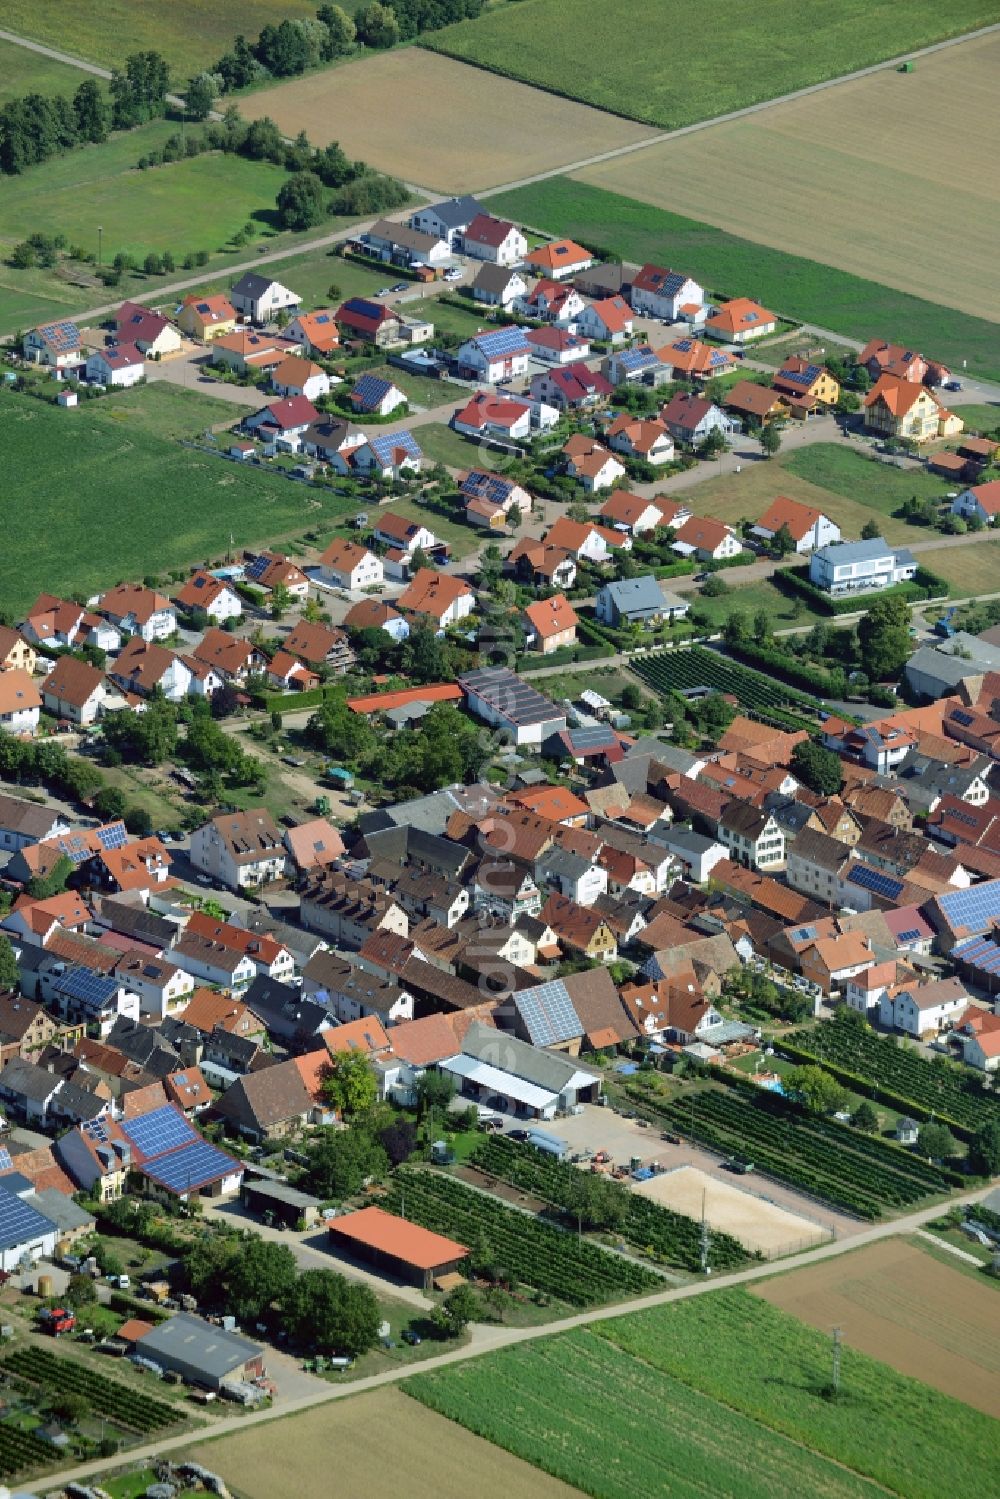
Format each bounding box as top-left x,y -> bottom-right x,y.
121,1105 -> 196,1158
143,1140 -> 236,1193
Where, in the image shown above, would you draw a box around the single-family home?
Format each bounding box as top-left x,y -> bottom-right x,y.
599,490 -> 688,536
271,354 -> 330,402
459,469 -> 531,521
539,893 -> 618,964
531,362 -> 612,411
191,627 -> 264,684
177,294 -> 236,341
772,356 -> 841,408
282,620 -> 353,671
672,516 -> 742,561
799,932 -> 875,995
718,804 -> 785,870
210,329 -> 298,376
596,575 -> 687,626
545,514 -> 626,563
523,238 -> 592,280
0,626 -> 36,676
456,326 -> 531,384
725,381 -> 790,427
344,598 -> 410,641
863,376 -> 963,442
605,413 -> 675,465
453,390 -> 533,443
879,976 -> 968,1038
372,511 -> 439,557
112,637 -> 192,701
301,417 -> 367,471
98,583 -> 175,641
809,538 -> 917,596
562,435 -> 627,493
660,390 -> 739,445
525,326 -> 591,365
575,295 -> 634,344
0,671 -> 41,736
266,651 -> 320,693
517,277 -> 585,325
23,320 -> 80,367
245,550 -> 310,600
951,479 -> 1000,527
508,538 -> 578,590
230,272 -> 300,323
85,343 -> 145,388
318,539 -> 384,592
411,195 -> 485,248
350,372 -> 407,417
471,264 -> 528,311
857,339 -> 951,388
751,495 -> 841,553
602,345 -> 668,386
365,218 -> 450,267
284,309 -> 340,358
245,395 -> 320,448
111,302 -> 181,357
175,571 -> 243,622
351,429 -> 423,479
629,264 -> 704,322
658,337 -> 737,381
706,298 -> 777,344
524,593 -> 578,654
336,297 -> 401,346
461,214 -> 527,266
40,655 -> 107,726
397,570 -> 475,632
190,809 -> 289,890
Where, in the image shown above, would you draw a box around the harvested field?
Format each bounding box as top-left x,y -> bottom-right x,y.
188,1386 -> 582,1499
908,540 -> 1000,597
754,1237 -> 1000,1417
633,1165 -> 828,1257
237,48 -> 651,192
575,32 -> 1000,317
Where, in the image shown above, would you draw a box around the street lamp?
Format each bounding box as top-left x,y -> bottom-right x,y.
97,225 -> 103,267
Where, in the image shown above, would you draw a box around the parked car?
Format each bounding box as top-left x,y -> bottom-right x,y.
944,380 -> 963,391
401,1328 -> 422,1346
391,282 -> 408,293
507,1128 -> 530,1142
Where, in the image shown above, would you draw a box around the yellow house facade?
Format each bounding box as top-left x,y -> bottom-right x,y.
177,294 -> 238,342
864,376 -> 964,443
0,627 -> 37,675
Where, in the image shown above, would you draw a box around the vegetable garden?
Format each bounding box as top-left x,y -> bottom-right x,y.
639,1084 -> 959,1219
0,1424 -> 55,1478
785,1023 -> 1000,1139
470,1136 -> 751,1272
381,1169 -> 661,1305
632,647 -> 825,731
3,1348 -> 180,1434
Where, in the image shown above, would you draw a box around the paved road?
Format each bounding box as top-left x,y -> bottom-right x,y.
914,1228 -> 984,1266
0,26 -> 111,78
36,1179 -> 997,1493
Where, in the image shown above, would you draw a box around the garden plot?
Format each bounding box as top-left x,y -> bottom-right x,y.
632,1165 -> 828,1257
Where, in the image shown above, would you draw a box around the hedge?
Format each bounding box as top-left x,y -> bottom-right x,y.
516,642 -> 614,671
774,564 -> 950,616
725,640 -> 846,699
261,684 -> 344,714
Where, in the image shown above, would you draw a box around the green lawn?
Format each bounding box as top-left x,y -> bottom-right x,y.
0,384 -> 358,615
0,36 -> 95,104
382,491 -> 481,560
411,422 -> 485,475
486,179 -> 1000,382
908,540 -> 1000,598
951,402 -> 1000,435
367,364 -> 467,412
429,0 -> 997,129
694,579 -> 823,631
404,296 -> 489,342
783,444 -> 952,516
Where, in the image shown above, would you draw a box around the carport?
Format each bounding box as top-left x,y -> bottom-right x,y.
438,1053 -> 558,1119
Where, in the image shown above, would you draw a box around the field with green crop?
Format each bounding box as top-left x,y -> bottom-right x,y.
0,384 -> 358,614
0,1 -> 323,80
0,37 -> 93,106
632,645 -> 826,730
782,444 -> 953,516
429,0 -> 997,128
486,180 -> 1000,381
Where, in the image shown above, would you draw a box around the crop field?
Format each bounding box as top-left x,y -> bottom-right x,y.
380,1168 -> 661,1305
640,1080 -> 959,1219
487,180 -> 1000,381
593,1288 -> 998,1497
0,1 -> 321,79
754,1239 -> 1000,1418
633,1164 -> 828,1257
577,33 -> 1000,317
4,1346 -> 180,1433
469,1136 -> 751,1271
786,1022 -> 1000,1137
632,646 -> 826,730
237,47 -> 651,193
0,37 -> 94,106
408,1328 -> 888,1499
428,0 -> 998,130
0,385 -> 358,615
782,444 -> 952,519
908,540 -> 1000,598
190,1387 -> 578,1499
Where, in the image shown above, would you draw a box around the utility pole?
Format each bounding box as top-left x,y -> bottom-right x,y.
97,224 -> 103,268
831,1325 -> 842,1397
699,1189 -> 711,1275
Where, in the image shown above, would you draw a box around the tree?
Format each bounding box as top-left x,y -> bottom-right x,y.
210,681 -> 241,720
306,1127 -> 388,1200
858,593 -> 911,682
307,698 -> 377,766
355,2 -> 401,48
185,73 -> 216,120
851,1101 -> 879,1134
93,785 -> 128,821
759,423 -> 783,458
26,854 -> 74,902
437,1283 -> 482,1336
378,1117 -> 417,1167
318,4 -> 357,56
620,684 -> 644,712
917,1122 -> 956,1161
65,1272 -> 98,1309
321,1052 -> 377,1119
786,1065 -> 849,1115
771,521 -> 796,557
270,581 -> 292,619
860,518 -> 881,541
73,79 -> 108,142
752,608 -> 770,644
414,1069 -> 455,1119
49,1391 -> 90,1425
701,574 -> 729,598
969,1120 -> 1000,1176
276,170 -> 327,231
219,1238 -> 297,1323
284,1269 -> 379,1356
791,740 -> 843,796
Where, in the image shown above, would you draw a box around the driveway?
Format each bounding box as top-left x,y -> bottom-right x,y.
144,350 -> 261,409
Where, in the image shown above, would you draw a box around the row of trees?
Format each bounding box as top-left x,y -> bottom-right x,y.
0,726 -> 150,833
101,694 -> 267,794
306,697 -> 488,794
0,54 -> 167,175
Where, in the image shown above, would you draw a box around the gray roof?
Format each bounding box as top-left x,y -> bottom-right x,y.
599,575 -> 667,615
231,271 -> 289,300
904,646 -> 985,692
473,262 -> 522,294
460,1021 -> 598,1093
243,977 -> 333,1045
0,792 -> 63,842
242,1177 -> 322,1212
538,847 -> 593,881
663,829 -> 721,857
425,195 -> 483,230
30,1188 -> 95,1235
0,1058 -> 62,1105
814,537 -> 914,568
92,895 -> 176,948
379,784 -> 502,838
363,822 -> 469,878
137,1312 -> 264,1382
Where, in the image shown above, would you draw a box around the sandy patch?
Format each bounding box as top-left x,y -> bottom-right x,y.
633,1165 -> 829,1256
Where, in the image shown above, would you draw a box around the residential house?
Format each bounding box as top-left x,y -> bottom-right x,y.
772,357 -> 841,409
453,391 -> 533,443
516,277 -> 584,325
271,354 -> 330,402
596,575 -> 687,626
283,620 -> 353,672
301,417 -> 366,472
300,870 -> 408,948
111,637 -> 192,701
318,539 -> 384,592
786,827 -> 857,906
456,327 -> 531,384
725,380 -> 788,426
0,794 -> 68,854
85,343 -> 145,388
798,931 -> 875,995
284,309 -> 340,358
598,491 -> 688,536
365,218 -> 450,266
175,571 -> 242,623
523,238 -> 592,280
245,550 -> 310,600
98,583 -> 175,641
524,594 -> 578,654
525,326 -> 591,364
0,626 -> 36,676
177,294 -> 236,341
245,395 -> 320,448
0,672 -> 41,736
605,413 -> 675,465
396,570 -> 475,632
190,810 -> 288,890
602,345 -> 668,385
672,516 -> 742,561
879,976 -> 968,1038
576,295 -> 633,343
283,816 -> 345,876
214,1061 -> 314,1141
471,264 -> 528,311
660,390 -> 738,446
507,537 -> 577,590
351,430 -> 423,480
629,264 -> 704,321
706,298 -> 777,343
372,511 -> 440,557
335,297 -> 400,346
344,598 -> 410,641
114,952 -> 194,1021
40,655 -> 106,726
863,376 -> 962,442
351,373 -> 406,417
751,495 -> 841,553
951,479 -> 1000,527
719,805 -> 785,870
857,339 -> 951,388
544,515 -> 624,563
20,594 -> 119,654
658,338 -> 736,381
230,272 -> 300,323
459,470 -> 531,526
562,435 -> 626,493
531,362 -> 612,411
461,214 -> 527,266
411,195 -> 485,248
809,538 -> 917,596
191,628 -> 264,684
210,329 -> 299,377
23,320 -> 80,367
113,302 -> 182,357
539,893 -> 618,964
184,912 -> 294,983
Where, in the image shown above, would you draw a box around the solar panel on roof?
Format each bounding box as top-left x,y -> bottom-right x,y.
143,1140 -> 237,1193
673,339 -> 692,352
121,1105 -> 197,1158
848,865 -> 904,899
368,429 -> 422,463
0,1148 -> 12,1171
55,968 -> 119,1013
951,710 -> 975,727
97,821 -> 128,851
0,1186 -> 59,1253
475,326 -> 530,358
515,979 -> 581,1046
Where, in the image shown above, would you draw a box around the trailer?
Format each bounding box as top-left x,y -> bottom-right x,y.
526,1130 -> 570,1160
